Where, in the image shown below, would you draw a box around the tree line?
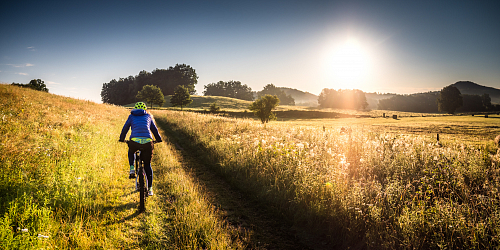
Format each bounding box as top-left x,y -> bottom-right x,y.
378,85 -> 499,113
100,64 -> 198,105
11,79 -> 49,92
318,89 -> 368,110
203,81 -> 295,105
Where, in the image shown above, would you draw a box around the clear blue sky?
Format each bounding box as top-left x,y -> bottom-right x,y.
1,0 -> 499,102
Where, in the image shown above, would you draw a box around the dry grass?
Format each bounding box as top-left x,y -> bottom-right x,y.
154,109 -> 500,249
0,84 -> 243,249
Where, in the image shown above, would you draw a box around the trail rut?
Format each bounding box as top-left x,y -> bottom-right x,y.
157,119 -> 314,250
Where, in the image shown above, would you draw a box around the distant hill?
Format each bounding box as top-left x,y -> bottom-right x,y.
279,87 -> 318,106
452,81 -> 500,104
126,95 -> 253,110
365,93 -> 397,110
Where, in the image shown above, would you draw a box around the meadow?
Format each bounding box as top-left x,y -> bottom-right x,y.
153,109 -> 500,249
0,84 -> 243,249
3,84 -> 499,249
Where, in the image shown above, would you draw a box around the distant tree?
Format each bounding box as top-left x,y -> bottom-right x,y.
258,84 -> 294,105
318,89 -> 338,108
481,93 -> 492,110
154,64 -> 198,95
101,64 -> 198,105
209,102 -> 221,112
318,89 -> 368,110
136,85 -> 165,108
170,85 -> 193,110
457,94 -> 483,112
437,85 -> 463,114
377,92 -> 439,113
203,80 -> 254,101
248,95 -> 280,124
12,79 -> 48,92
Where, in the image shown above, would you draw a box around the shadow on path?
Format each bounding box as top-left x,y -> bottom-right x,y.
155,117 -> 316,250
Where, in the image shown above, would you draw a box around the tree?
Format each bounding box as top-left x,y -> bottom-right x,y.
209,102 -> 221,112
481,93 -> 492,110
377,92 -> 439,113
248,95 -> 280,124
203,80 -> 254,101
136,85 -> 165,108
101,64 -> 198,105
170,85 -> 193,110
437,85 -> 463,114
12,79 -> 48,92
318,89 -> 368,110
258,84 -> 294,105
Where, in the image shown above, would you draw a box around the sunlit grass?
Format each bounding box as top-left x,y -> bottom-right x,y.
0,84 -> 132,249
154,109 -> 500,249
0,84 -> 243,249
145,135 -> 245,249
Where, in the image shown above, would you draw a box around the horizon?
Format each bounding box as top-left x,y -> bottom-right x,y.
1,0 -> 499,103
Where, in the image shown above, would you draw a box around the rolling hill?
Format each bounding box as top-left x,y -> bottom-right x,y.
452,81 -> 500,104
125,95 -> 253,110
279,87 -> 318,106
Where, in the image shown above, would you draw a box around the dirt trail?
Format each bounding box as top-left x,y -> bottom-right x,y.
157,120 -> 314,250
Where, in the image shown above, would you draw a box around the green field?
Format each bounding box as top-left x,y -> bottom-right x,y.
3,84 -> 500,249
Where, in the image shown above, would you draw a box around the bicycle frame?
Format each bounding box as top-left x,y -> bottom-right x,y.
134,150 -> 148,212
123,140 -> 156,213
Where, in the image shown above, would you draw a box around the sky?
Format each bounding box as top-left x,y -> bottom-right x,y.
1,0 -> 499,103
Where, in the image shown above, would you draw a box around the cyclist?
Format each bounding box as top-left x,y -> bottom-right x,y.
119,102 -> 162,196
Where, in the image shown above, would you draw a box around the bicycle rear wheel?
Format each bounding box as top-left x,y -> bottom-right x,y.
135,151 -> 146,212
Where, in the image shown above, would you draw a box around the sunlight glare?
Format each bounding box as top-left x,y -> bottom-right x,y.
325,38 -> 372,90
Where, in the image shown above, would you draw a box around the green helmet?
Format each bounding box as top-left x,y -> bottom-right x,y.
134,102 -> 147,110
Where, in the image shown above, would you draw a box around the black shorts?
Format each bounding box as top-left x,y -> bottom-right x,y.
127,141 -> 154,164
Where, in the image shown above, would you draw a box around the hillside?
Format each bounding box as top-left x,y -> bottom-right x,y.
0,84 -> 134,248
365,81 -> 500,110
452,81 -> 500,103
0,84 -> 245,249
279,87 -> 318,106
365,92 -> 397,110
126,95 -> 253,110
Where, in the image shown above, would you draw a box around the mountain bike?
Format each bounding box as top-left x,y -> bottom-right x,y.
125,140 -> 156,212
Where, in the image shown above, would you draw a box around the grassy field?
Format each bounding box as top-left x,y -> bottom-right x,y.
126,95 -> 313,111
153,109 -> 500,249
5,84 -> 500,249
0,84 -> 243,249
281,115 -> 500,144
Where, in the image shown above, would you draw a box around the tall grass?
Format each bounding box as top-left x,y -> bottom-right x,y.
154,110 -> 500,249
144,133 -> 245,249
0,84 -> 134,248
0,84 -> 244,249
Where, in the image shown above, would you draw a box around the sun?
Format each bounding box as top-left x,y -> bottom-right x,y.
325,38 -> 371,89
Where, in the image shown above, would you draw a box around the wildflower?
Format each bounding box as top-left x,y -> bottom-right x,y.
38,234 -> 49,238
325,182 -> 333,188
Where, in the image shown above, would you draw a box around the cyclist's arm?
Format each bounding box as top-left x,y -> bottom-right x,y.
119,116 -> 132,142
149,116 -> 162,142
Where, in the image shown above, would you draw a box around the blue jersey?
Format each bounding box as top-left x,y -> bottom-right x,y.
119,109 -> 162,142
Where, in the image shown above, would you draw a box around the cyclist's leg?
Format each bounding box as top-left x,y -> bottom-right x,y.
144,162 -> 153,189
127,142 -> 138,178
141,142 -> 154,190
